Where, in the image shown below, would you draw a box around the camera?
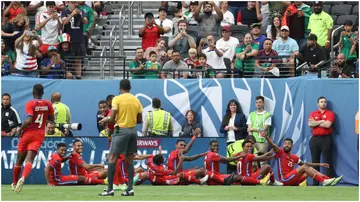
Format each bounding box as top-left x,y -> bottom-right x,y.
59,123 -> 82,131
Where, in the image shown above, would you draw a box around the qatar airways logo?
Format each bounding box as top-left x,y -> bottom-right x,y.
34,106 -> 49,111
137,139 -> 161,148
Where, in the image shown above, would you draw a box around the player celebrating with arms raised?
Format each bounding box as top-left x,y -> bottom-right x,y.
13,84 -> 54,193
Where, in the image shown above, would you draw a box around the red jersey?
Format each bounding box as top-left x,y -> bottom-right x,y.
47,152 -> 63,182
106,110 -> 114,132
142,25 -> 160,50
275,148 -> 301,181
69,152 -> 86,176
204,151 -> 221,174
147,157 -> 173,178
236,153 -> 255,177
24,99 -> 54,133
167,149 -> 183,173
308,109 -> 335,136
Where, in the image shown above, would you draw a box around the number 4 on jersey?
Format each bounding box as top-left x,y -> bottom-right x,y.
35,114 -> 44,128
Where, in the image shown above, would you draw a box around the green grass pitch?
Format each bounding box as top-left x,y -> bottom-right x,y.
1,185 -> 359,201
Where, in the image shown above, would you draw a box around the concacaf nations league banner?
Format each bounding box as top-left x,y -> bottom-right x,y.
1,77 -> 359,185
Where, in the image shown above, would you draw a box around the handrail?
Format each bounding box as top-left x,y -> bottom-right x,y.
330,25 -> 344,59
118,5 -> 125,56
128,1 -> 136,37
100,46 -> 106,79
109,25 -> 117,78
137,1 -> 142,16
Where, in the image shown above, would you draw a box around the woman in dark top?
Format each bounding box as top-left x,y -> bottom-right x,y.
180,110 -> 202,137
220,99 -> 247,145
1,14 -> 28,51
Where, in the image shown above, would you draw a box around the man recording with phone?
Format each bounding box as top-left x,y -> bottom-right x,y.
129,48 -> 148,79
168,20 -> 196,59
139,12 -> 165,50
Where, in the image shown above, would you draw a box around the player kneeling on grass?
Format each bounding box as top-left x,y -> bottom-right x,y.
262,134 -> 343,186
236,140 -> 283,186
69,139 -> 107,185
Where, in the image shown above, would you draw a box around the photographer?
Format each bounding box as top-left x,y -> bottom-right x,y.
45,120 -> 64,137
51,92 -> 73,136
139,12 -> 165,50
129,48 -> 148,79
168,20 -> 196,59
330,53 -> 355,78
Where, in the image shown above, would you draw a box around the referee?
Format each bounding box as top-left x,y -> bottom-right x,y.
99,79 -> 143,197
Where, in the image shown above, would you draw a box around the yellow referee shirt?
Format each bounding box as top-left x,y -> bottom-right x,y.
112,93 -> 143,128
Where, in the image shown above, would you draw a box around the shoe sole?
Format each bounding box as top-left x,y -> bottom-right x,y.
331,176 -> 343,186
14,178 -> 24,193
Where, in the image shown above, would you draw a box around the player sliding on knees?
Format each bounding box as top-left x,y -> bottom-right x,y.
69,139 -> 108,185
204,140 -> 270,186
236,140 -> 283,186
44,143 -> 105,186
262,134 -> 343,186
167,128 -> 209,185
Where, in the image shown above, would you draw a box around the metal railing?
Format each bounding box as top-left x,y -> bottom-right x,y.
109,25 -> 118,78
128,1 -> 136,37
118,5 -> 126,56
330,25 -> 344,60
100,46 -> 107,79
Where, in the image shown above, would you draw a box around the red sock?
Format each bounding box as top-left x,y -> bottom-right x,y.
207,172 -> 224,184
21,162 -> 33,179
269,170 -> 275,183
183,173 -> 201,184
13,164 -> 22,185
85,177 -> 104,185
313,174 -> 324,183
241,176 -> 260,185
322,175 -> 330,180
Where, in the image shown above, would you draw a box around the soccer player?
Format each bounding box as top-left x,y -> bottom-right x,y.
69,139 -> 107,185
13,84 -> 54,193
262,134 -> 343,186
236,140 -> 283,185
45,143 -> 86,186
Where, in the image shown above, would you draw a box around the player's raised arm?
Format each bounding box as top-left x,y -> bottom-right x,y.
183,152 -> 207,162
181,128 -> 201,154
263,133 -> 280,153
253,150 -> 275,161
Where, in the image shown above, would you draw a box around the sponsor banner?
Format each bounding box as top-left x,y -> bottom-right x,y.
1,137 -> 226,184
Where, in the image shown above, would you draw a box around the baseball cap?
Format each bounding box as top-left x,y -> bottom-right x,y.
251,23 -> 262,29
222,26 -> 231,32
308,34 -> 318,41
313,1 -> 323,6
158,7 -> 167,12
47,46 -> 58,52
344,20 -> 353,26
280,25 -> 290,31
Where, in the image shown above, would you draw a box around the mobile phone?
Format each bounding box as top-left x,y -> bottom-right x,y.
26,30 -> 34,36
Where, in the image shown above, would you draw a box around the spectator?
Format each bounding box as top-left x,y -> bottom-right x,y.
129,48 -> 147,79
308,1 -> 333,56
39,46 -> 72,79
79,1 -> 95,55
168,20 -> 196,59
37,1 -> 62,55
234,33 -> 259,77
198,35 -> 226,78
144,38 -> 167,63
142,98 -> 173,137
45,120 -> 64,137
144,51 -> 161,79
339,20 -> 358,66
96,100 -> 108,133
184,48 -> 200,69
161,50 -> 189,79
1,93 -> 21,137
58,33 -> 74,74
180,110 -> 202,137
156,7 -> 174,37
1,40 -> 15,75
227,1 -> 248,21
330,53 -> 355,78
264,1 -> 290,23
220,1 -> 235,26
51,92 -> 71,127
216,25 -> 239,60
297,34 -> 326,77
160,1 -> 183,16
197,53 -> 216,78
236,1 -> 259,26
251,23 -> 267,50
272,26 -> 299,77
2,2 -> 27,22
283,1 -> 312,49
1,14 -> 29,50
61,1 -> 88,79
183,1 -> 198,25
255,38 -> 279,78
139,12 -> 165,50
172,8 -> 185,35
247,96 -> 272,165
193,1 -> 223,39
266,15 -> 281,41
106,94 -> 115,109
28,1 -> 65,32
14,30 -> 42,77
308,96 -> 336,185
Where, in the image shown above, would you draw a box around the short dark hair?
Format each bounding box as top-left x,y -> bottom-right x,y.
73,139 -> 82,145
46,120 -> 55,126
176,139 -> 185,144
152,154 -> 164,166
284,138 -> 293,144
120,79 -> 131,91
149,51 -> 157,57
57,142 -> 67,149
256,96 -> 264,102
98,100 -> 107,106
2,93 -> 10,99
246,135 -> 256,143
198,53 -> 207,60
209,140 -> 218,146
173,7 -> 181,14
144,12 -> 154,19
242,139 -> 253,148
152,98 -> 161,108
33,84 -> 44,96
178,19 -> 187,27
317,96 -> 326,103
264,38 -> 273,43
46,1 -> 56,7
136,47 -> 143,52
106,95 -> 115,102
172,50 -> 181,55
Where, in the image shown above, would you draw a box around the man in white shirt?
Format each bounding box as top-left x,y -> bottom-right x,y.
29,1 -> 65,30
216,26 -> 239,60
37,2 -> 62,55
198,35 -> 226,78
155,7 -> 174,37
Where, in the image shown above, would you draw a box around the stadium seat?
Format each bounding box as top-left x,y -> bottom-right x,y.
323,5 -> 332,14
230,25 -> 249,42
331,4 -> 352,15
345,1 -> 359,5
187,26 -> 200,40
331,15 -> 338,23
323,1 -> 341,6
352,5 -> 358,15
336,15 -> 357,25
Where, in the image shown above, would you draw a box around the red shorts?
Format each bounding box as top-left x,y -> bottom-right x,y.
52,175 -> 79,186
207,174 -> 229,185
149,175 -> 178,185
281,170 -> 307,186
86,171 -> 100,178
17,132 -> 45,153
39,44 -> 58,55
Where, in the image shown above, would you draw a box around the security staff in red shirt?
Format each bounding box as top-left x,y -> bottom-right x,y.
308,96 -> 335,186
